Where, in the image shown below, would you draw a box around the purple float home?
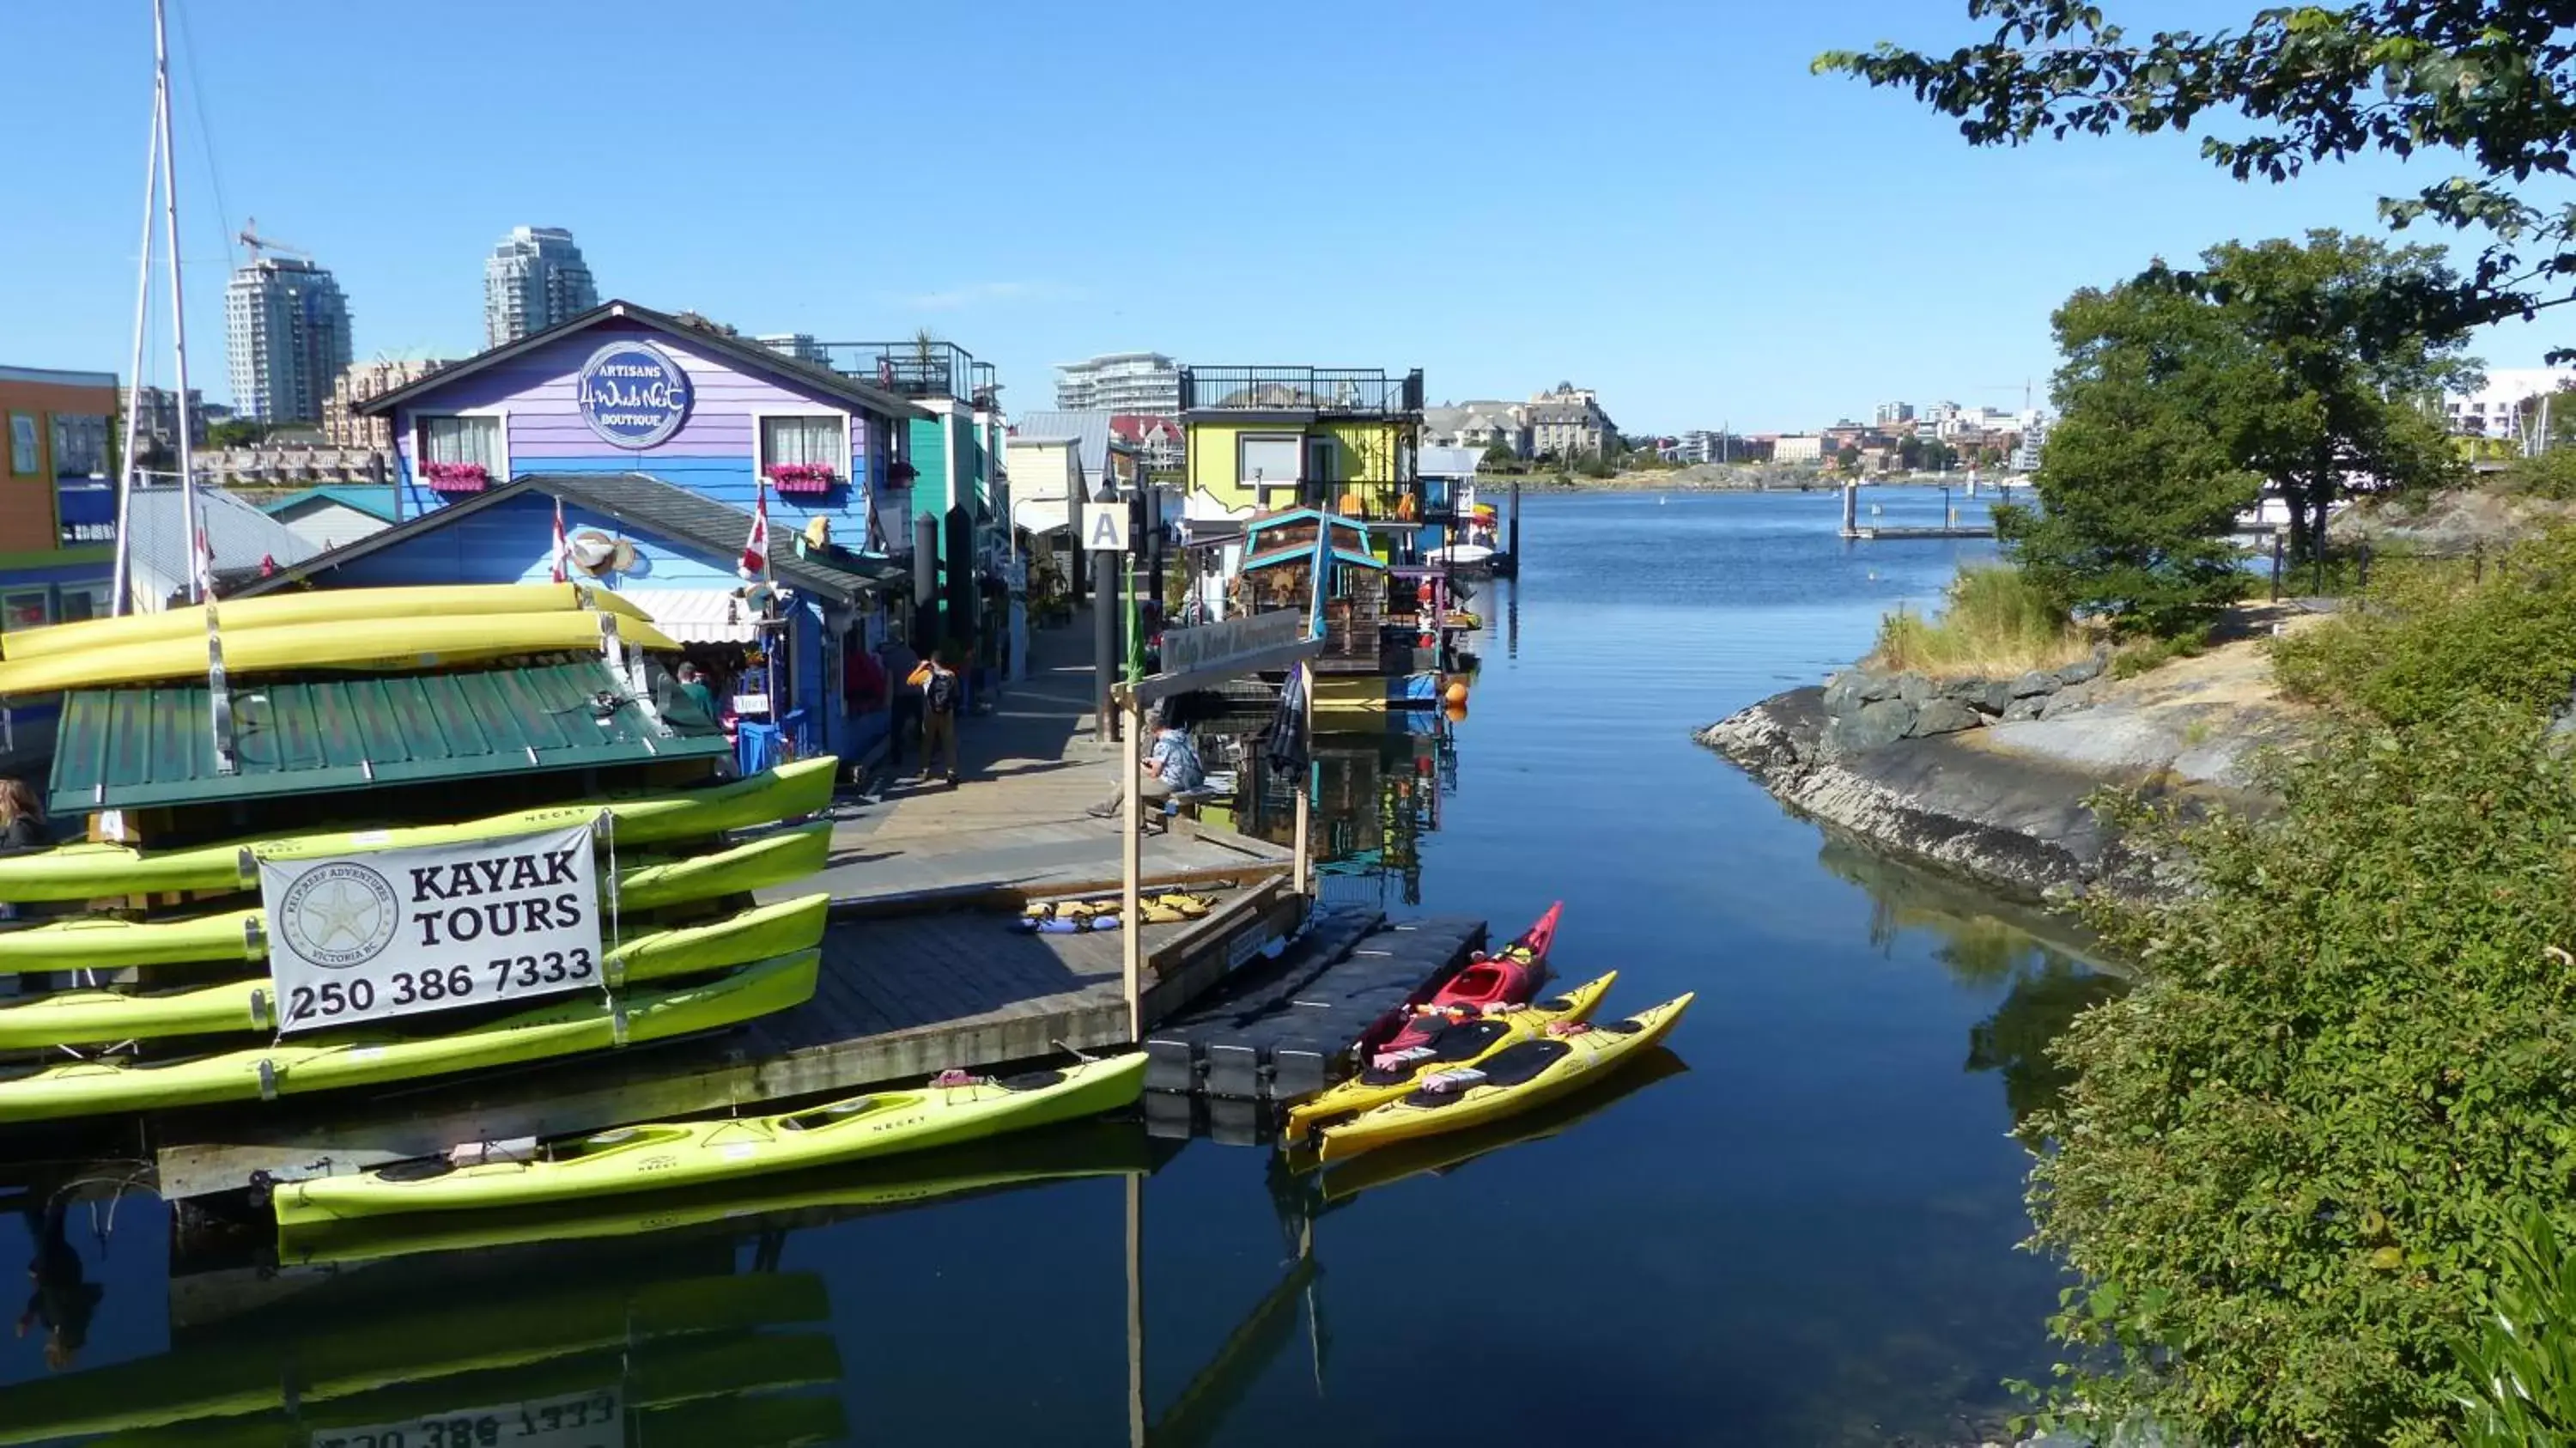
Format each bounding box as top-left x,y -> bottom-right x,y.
238,301 -> 935,767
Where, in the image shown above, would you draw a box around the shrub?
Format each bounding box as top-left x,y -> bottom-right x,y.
2452,1202 -> 2576,1446
2271,525 -> 2576,728
1868,564 -> 2089,676
2029,704 -> 2576,1445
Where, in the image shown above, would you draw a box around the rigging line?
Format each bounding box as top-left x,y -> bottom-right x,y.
168,0 -> 238,275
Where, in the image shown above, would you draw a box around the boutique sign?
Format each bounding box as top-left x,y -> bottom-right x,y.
576,340 -> 693,448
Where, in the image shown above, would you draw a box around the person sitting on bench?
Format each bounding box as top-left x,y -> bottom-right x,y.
1088,718 -> 1204,818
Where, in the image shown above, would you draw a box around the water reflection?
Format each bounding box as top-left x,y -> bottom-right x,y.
1199,713 -> 1457,912
1817,837 -> 2131,1129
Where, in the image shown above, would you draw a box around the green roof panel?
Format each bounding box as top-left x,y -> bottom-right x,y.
49,660 -> 727,815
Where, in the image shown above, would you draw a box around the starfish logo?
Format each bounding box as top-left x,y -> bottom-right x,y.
277,862 -> 400,969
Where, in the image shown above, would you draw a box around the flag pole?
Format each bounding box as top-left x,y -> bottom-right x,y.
113,94 -> 162,618
152,0 -> 202,606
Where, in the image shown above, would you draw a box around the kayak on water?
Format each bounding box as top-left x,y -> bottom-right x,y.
1312,1046 -> 1690,1204
1281,970 -> 1619,1143
0,756 -> 838,906
0,894 -> 830,1049
1362,900 -> 1564,1062
270,1054 -> 1150,1227
1317,992 -> 1695,1162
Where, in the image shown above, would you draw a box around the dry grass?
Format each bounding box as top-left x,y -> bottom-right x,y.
1867,564 -> 2093,678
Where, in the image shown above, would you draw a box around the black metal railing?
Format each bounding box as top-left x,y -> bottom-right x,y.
1179,367 -> 1424,416
813,341 -> 987,402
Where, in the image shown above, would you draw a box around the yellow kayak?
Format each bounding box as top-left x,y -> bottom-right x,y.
1314,1047 -> 1688,1203
0,894 -> 829,1049
273,1055 -> 1147,1226
1282,970 -> 1618,1141
614,822 -> 833,910
1315,993 -> 1695,1161
274,1119 -> 1151,1267
0,582 -> 648,660
0,610 -> 677,697
0,950 -> 817,1123
0,756 -> 836,905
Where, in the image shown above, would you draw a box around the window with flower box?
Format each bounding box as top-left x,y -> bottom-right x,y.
418,415 -> 503,492
758,414 -> 848,494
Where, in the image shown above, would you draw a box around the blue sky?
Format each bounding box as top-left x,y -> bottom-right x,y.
5,0 -> 2563,432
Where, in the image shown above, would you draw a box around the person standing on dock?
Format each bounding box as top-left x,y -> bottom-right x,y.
908,651 -> 963,786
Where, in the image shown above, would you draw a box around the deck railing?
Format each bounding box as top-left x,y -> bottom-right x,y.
1179,367 -> 1424,416
811,341 -> 998,405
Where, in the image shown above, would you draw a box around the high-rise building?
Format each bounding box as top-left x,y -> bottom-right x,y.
1054,352 -> 1182,413
1874,400 -> 1915,425
225,257 -> 355,424
483,226 -> 599,347
130,385 -> 210,453
323,358 -> 453,450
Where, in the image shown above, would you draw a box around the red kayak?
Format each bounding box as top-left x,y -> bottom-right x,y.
1364,903 -> 1563,1066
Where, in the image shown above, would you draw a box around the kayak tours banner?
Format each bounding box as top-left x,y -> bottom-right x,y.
260,821 -> 605,1034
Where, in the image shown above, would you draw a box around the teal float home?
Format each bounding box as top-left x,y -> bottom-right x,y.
236,301 -> 966,767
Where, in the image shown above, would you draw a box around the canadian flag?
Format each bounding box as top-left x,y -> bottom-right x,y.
193,525 -> 216,599
550,496 -> 569,583
740,483 -> 770,579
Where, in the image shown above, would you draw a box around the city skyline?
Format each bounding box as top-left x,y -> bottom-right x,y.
6,1 -> 2567,434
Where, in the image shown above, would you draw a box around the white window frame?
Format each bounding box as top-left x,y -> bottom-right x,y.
412,409 -> 510,485
1239,432 -> 1305,507
753,410 -> 853,484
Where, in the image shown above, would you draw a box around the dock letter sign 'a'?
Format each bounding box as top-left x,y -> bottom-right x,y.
1086,505 -> 1129,552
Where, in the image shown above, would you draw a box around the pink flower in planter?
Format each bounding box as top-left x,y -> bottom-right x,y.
763,462 -> 839,494
424,460 -> 490,492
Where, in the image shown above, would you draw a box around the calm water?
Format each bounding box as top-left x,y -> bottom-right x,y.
1,489 -> 2112,1447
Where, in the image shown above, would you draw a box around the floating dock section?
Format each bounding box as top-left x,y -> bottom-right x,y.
1143,910 -> 1484,1144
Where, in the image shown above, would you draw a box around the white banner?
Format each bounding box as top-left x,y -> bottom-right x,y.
1160,609 -> 1304,674
261,821 -> 605,1035
314,1387 -> 623,1448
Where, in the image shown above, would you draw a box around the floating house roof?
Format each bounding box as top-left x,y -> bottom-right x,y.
1238,508 -> 1382,574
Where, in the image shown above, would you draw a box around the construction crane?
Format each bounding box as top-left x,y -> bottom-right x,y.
236,216 -> 310,263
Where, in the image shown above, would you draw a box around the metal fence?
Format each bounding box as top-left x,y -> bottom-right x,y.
1178,367 -> 1424,415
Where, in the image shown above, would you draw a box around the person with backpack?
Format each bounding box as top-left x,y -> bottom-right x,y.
907,650 -> 963,785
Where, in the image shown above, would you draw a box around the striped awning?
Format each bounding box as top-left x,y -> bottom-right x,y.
626,588 -> 760,643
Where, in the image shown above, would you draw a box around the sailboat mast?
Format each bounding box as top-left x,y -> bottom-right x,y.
151,0 -> 203,605
112,82 -> 163,618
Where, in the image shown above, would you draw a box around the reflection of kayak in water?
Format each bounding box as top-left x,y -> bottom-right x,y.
1300,1045 -> 1689,1202
274,1118 -> 1154,1269
79,1331 -> 842,1448
0,1270 -> 826,1446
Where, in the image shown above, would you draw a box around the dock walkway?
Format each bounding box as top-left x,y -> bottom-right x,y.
153,609 -> 1309,1200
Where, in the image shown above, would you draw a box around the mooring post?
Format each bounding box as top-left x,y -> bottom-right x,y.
1121,693 -> 1144,1039
1841,480 -> 1858,536
1292,661 -> 1312,899
1507,481 -> 1522,563
1126,1171 -> 1147,1448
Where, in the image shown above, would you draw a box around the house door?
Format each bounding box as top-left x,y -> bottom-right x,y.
1304,437 -> 1336,510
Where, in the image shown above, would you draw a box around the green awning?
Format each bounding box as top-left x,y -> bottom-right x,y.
50,660 -> 728,815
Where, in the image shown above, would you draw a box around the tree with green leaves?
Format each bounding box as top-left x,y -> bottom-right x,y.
1479,437 -> 1521,471
1835,442 -> 1862,475
1816,2 -> 2576,344
2001,265 -> 2261,635
205,419 -> 270,449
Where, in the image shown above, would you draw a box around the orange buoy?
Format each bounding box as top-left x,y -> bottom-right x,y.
1444,702 -> 1468,724
1443,681 -> 1469,707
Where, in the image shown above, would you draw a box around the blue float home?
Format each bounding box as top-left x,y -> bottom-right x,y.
234,301 -> 957,767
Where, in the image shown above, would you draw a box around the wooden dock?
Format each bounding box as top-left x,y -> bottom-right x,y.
1840,524 -> 1998,540
143,611 -> 1367,1202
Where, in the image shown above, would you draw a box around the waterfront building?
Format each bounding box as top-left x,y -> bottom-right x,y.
483,226 -> 600,348
257,484 -> 399,552
757,333 -> 830,367
322,358 -> 451,450
1110,413 -> 1185,471
302,299 -> 949,764
1525,383 -> 1615,459
225,256 -> 355,423
201,441 -> 392,490
1874,401 -> 1916,426
2442,367 -> 2576,448
1054,351 -> 1181,413
131,385 -> 213,456
121,486 -> 318,611
1772,435 -> 1824,464
1421,401 -> 1530,458
0,365 -> 118,632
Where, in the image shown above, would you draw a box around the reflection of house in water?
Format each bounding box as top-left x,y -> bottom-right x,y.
1204,720 -> 1455,908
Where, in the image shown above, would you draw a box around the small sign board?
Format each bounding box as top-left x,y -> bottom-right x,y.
1160,610 -> 1306,675
259,822 -> 605,1034
576,340 -> 693,449
1083,504 -> 1130,553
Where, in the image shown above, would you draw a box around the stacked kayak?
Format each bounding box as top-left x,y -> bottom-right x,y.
272,1053 -> 1149,1226
0,750 -> 840,1117
1315,992 -> 1694,1161
1361,901 -> 1563,1063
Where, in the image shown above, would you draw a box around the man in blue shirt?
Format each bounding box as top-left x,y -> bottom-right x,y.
1087,718 -> 1203,818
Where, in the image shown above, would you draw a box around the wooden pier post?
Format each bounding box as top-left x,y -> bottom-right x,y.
1292,661 -> 1312,899
1841,481 -> 1858,536
1122,691 -> 1144,1041
1127,1171 -> 1147,1448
